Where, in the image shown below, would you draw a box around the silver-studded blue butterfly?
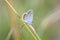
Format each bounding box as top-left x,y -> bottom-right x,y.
22,10 -> 33,24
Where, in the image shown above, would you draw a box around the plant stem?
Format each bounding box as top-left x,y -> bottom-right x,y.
5,0 -> 20,40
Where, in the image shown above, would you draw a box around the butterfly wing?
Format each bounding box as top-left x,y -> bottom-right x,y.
23,10 -> 33,24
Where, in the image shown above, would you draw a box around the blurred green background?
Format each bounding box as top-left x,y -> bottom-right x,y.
0,0 -> 59,40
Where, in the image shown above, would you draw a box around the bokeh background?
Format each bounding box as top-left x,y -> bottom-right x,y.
0,0 -> 60,40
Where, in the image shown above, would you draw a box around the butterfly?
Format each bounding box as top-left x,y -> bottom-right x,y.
22,10 -> 33,24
